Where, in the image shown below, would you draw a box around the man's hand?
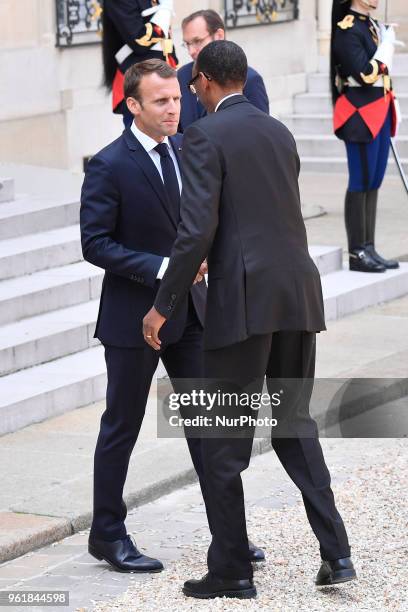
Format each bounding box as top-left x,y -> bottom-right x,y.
193,260 -> 208,285
143,307 -> 166,350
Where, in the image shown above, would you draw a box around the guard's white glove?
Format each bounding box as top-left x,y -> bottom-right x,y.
380,23 -> 396,44
142,0 -> 174,36
374,25 -> 405,71
151,9 -> 172,37
141,0 -> 173,16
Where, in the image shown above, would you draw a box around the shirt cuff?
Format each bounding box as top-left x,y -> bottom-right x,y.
156,257 -> 169,280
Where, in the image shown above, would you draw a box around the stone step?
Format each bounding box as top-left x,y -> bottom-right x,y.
0,195 -> 80,240
0,225 -> 83,280
281,113 -> 408,135
1,262 -> 408,437
0,246 -> 342,376
299,155 -> 408,174
323,263 -> 408,321
0,178 -> 14,203
309,245 -> 343,275
308,73 -> 408,93
0,300 -> 100,377
0,346 -> 107,436
294,92 -> 408,115
296,134 -> 408,158
0,261 -> 103,326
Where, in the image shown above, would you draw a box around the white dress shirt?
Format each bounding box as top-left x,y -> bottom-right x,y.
215,93 -> 243,113
130,121 -> 182,279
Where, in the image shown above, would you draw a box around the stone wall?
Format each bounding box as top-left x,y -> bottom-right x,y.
0,1 -> 325,171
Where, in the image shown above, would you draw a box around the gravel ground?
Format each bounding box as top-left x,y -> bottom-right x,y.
90,440 -> 408,612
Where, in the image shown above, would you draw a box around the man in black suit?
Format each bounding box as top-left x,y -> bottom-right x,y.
177,9 -> 269,132
143,42 -> 356,599
80,58 -> 263,573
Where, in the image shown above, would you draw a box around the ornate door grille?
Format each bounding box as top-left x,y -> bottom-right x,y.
224,0 -> 299,29
55,0 -> 103,47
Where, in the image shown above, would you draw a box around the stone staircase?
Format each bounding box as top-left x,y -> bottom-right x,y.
282,55 -> 408,173
1,160 -> 408,437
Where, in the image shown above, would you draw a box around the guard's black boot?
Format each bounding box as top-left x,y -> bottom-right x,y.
349,249 -> 386,272
365,190 -> 399,269
183,572 -> 257,599
88,534 -> 164,573
315,556 -> 357,586
345,190 -> 385,272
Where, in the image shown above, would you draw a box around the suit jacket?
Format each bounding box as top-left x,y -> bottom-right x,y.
154,95 -> 326,351
177,62 -> 270,132
80,129 -> 206,348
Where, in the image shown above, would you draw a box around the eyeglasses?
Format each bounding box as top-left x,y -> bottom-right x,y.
188,72 -> 212,95
181,36 -> 212,50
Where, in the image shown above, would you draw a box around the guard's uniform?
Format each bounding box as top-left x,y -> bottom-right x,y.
103,0 -> 178,124
331,4 -> 400,271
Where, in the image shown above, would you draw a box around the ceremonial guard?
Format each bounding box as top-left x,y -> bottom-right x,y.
102,0 -> 178,125
331,0 -> 401,272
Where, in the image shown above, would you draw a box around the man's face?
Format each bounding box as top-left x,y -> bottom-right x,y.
127,74 -> 181,140
360,0 -> 379,10
182,16 -> 224,61
189,66 -> 211,111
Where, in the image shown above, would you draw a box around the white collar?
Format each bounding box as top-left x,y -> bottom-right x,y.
215,93 -> 242,113
130,121 -> 169,153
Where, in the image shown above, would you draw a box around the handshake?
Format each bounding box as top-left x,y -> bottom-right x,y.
193,260 -> 208,285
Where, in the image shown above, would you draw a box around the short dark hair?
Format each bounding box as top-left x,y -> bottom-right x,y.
182,9 -> 225,34
124,59 -> 176,102
196,41 -> 247,87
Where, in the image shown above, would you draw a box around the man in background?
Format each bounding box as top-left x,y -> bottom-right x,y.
177,9 -> 269,131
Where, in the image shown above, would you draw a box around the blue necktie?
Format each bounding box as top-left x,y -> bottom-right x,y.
154,143 -> 180,223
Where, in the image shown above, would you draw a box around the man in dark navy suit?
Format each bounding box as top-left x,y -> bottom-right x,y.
80,59 -> 207,573
177,9 -> 269,132
80,58 -> 263,573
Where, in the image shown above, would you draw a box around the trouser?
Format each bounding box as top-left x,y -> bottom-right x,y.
202,331 -> 351,579
90,302 -> 206,541
345,109 -> 392,192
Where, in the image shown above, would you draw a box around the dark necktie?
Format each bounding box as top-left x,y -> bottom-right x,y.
154,143 -> 180,223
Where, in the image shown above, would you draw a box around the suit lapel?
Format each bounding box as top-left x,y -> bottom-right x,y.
169,135 -> 183,175
124,129 -> 178,230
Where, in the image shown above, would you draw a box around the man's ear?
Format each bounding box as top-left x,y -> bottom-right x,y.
214,28 -> 225,41
126,96 -> 142,117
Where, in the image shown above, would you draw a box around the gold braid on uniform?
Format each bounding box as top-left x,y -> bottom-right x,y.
136,23 -> 159,47
360,59 -> 380,84
135,22 -> 174,60
337,15 -> 355,30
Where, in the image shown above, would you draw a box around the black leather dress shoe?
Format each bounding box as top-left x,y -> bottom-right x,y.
183,572 -> 257,599
248,540 -> 265,562
315,557 -> 357,586
88,534 -> 163,573
349,249 -> 386,273
365,244 -> 399,269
